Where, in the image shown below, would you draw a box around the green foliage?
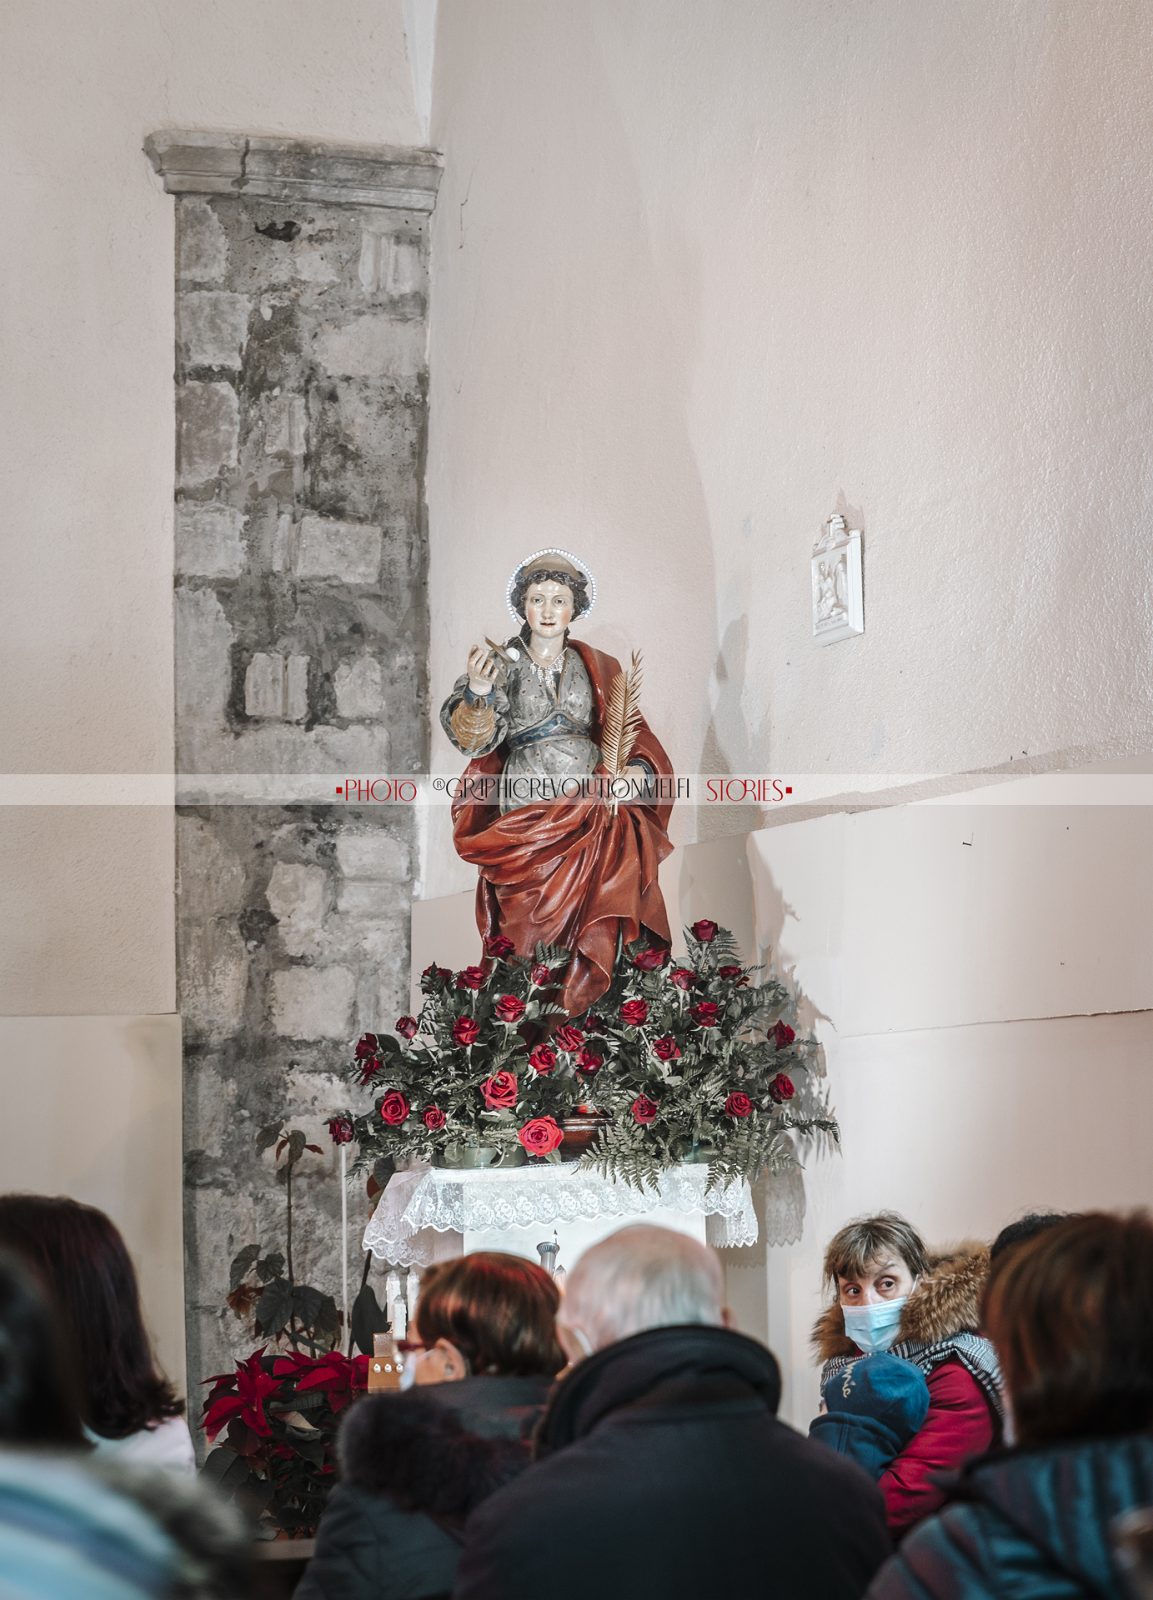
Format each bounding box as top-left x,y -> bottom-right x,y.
572,921 -> 838,1189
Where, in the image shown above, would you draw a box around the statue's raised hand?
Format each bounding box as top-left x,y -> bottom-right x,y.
467,644 -> 499,697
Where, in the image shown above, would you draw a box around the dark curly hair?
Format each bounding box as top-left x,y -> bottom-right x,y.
509,563 -> 591,623
0,1194 -> 184,1439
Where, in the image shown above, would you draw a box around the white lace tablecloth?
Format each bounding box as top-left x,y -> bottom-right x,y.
363,1162 -> 759,1267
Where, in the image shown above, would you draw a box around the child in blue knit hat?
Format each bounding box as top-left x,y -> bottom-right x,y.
809,1352 -> 930,1479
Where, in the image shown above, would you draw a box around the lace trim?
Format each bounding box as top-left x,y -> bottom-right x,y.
363,1163 -> 761,1266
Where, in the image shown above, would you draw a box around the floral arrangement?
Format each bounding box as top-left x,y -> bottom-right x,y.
567,920 -> 838,1188
333,937 -> 574,1169
333,922 -> 836,1190
202,1347 -> 368,1535
201,1124 -> 375,1535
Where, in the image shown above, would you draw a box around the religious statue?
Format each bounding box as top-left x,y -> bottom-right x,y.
440,549 -> 674,1015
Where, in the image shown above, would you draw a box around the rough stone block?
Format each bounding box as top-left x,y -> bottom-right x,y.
177,381 -> 239,486
335,880 -> 388,917
265,861 -> 328,957
336,831 -> 410,882
244,653 -> 310,721
307,382 -> 421,520
296,515 -> 382,583
263,394 -> 307,457
293,247 -> 339,284
271,966 -> 355,1040
175,503 -> 245,578
179,292 -> 251,370
176,817 -> 249,919
312,314 -> 426,380
285,655 -> 309,722
358,230 -> 424,297
334,654 -> 384,719
179,922 -> 249,1042
177,198 -> 229,283
175,586 -> 234,727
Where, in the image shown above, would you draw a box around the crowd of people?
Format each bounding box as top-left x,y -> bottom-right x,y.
1,1194 -> 1152,1599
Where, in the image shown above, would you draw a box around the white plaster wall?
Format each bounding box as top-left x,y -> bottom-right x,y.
0,0 -> 422,1015
0,1015 -> 185,1394
425,0 -> 1153,899
743,791 -> 1153,1427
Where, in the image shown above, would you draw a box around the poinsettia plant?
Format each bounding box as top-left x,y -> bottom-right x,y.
201,1125 -> 373,1534
569,919 -> 839,1188
201,1347 -> 369,1535
333,938 -> 577,1167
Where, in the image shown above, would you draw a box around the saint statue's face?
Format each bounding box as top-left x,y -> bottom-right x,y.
523,580 -> 575,639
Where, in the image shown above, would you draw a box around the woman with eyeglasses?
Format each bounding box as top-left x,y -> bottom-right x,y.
296,1252 -> 564,1600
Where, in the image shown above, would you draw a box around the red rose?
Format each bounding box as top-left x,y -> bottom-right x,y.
358,1055 -> 382,1086
584,1013 -> 607,1033
494,994 -> 526,1024
456,965 -> 487,991
395,1015 -> 418,1040
725,1092 -> 753,1119
769,1073 -> 795,1104
631,1094 -> 659,1125
484,935 -> 516,959
772,1021 -> 796,1050
553,1025 -> 585,1053
718,965 -> 748,987
422,1105 -> 446,1131
633,945 -> 670,971
690,919 -> 719,943
481,1071 -> 518,1110
670,968 -> 696,991
528,1044 -> 557,1075
620,999 -> 649,1026
380,1090 -> 410,1126
326,1115 -> 354,1145
691,1001 -> 720,1027
517,1116 -> 564,1156
577,1050 -> 603,1074
653,1036 -> 681,1062
421,963 -> 452,989
452,1015 -> 480,1047
530,962 -> 551,986
354,1032 -> 379,1060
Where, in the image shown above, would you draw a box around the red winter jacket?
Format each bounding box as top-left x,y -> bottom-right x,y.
813,1242 -> 1002,1539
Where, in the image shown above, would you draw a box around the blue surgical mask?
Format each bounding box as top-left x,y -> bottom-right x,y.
842,1296 -> 908,1354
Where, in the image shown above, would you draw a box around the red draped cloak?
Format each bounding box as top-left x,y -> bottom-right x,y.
450,640 -> 674,1017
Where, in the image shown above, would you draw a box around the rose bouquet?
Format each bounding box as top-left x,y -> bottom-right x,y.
334,939 -> 574,1168
568,920 -> 838,1188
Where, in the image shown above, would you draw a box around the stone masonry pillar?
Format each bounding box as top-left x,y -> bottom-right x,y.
145,133 -> 441,1398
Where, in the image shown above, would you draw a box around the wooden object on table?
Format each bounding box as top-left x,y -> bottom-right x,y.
367,1332 -> 403,1392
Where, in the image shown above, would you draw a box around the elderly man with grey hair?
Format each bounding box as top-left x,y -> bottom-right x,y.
454,1226 -> 891,1600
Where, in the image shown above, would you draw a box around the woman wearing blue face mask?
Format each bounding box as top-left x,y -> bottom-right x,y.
812,1213 -> 1003,1539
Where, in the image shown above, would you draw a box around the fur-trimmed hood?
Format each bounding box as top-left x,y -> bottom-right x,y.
811,1241 -> 990,1364
338,1391 -> 530,1518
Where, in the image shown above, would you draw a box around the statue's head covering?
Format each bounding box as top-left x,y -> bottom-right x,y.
507,548 -> 596,622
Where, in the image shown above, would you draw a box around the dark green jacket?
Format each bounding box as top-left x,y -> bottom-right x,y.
867,1433 -> 1153,1600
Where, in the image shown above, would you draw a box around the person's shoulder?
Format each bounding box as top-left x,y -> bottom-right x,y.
87,1415 -> 196,1472
868,1501 -> 995,1599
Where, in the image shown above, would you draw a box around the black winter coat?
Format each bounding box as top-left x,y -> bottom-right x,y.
294,1375 -> 551,1600
454,1324 -> 892,1600
865,1432 -> 1153,1600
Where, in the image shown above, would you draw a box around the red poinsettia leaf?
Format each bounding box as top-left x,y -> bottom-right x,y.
203,1394 -> 245,1443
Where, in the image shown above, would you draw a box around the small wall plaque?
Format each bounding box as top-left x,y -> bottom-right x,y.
811,513 -> 864,645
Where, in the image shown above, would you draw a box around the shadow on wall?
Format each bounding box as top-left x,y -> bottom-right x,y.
427,1 -> 720,878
